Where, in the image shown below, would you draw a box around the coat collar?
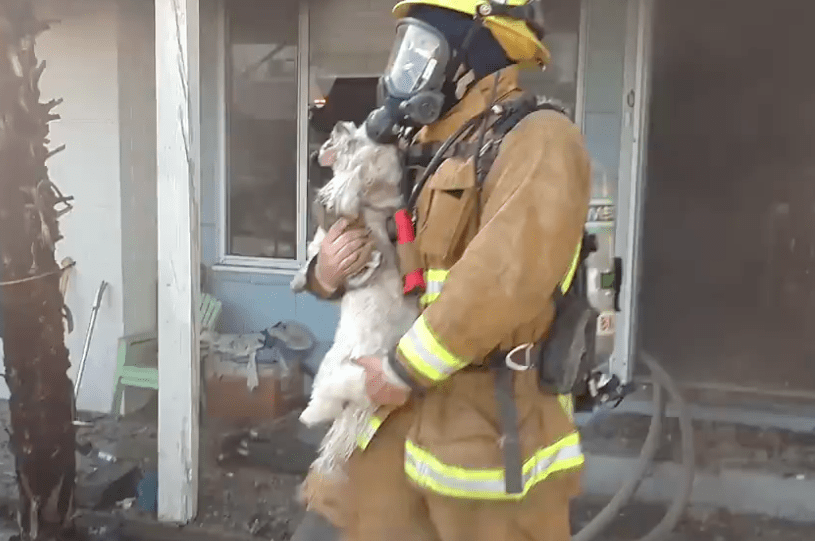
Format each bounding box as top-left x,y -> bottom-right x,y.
416,65 -> 523,144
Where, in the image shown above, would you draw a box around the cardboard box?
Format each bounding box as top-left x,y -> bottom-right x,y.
205,360 -> 306,423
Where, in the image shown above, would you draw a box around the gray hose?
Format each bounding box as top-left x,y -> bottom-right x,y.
634,352 -> 696,541
573,383 -> 665,541
573,352 -> 696,541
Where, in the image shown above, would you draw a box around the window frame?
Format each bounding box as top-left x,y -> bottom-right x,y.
216,0 -> 310,273
215,0 -> 589,273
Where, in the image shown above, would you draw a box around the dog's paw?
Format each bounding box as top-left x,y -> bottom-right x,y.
346,250 -> 382,288
290,269 -> 309,292
300,400 -> 340,427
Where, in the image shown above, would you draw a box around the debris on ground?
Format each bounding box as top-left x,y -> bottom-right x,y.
2,399 -> 815,540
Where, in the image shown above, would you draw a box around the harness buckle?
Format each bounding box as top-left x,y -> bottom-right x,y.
506,343 -> 535,371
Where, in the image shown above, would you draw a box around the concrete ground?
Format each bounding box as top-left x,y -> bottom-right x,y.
1,398 -> 815,540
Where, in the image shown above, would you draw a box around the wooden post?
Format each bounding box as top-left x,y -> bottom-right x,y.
155,0 -> 201,524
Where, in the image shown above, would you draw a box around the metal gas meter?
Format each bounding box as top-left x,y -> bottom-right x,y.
584,197 -> 619,365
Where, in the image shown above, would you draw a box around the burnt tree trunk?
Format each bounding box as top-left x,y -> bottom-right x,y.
0,1 -> 77,539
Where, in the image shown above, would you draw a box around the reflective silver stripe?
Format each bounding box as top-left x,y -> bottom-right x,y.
404,435 -> 584,500
398,315 -> 469,382
421,269 -> 448,307
425,280 -> 444,295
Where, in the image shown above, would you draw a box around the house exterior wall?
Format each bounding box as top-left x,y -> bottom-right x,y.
118,0 -> 158,340
0,0 -> 124,412
0,0 -> 162,414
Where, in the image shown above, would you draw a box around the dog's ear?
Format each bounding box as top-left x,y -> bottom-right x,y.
318,121 -> 357,167
334,121 -> 355,136
318,144 -> 339,168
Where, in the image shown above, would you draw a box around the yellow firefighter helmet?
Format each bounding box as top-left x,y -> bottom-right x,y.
392,0 -> 551,66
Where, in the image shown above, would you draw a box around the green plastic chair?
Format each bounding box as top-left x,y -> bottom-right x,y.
110,293 -> 223,415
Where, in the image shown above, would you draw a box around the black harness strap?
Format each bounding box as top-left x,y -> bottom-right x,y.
492,354 -> 524,494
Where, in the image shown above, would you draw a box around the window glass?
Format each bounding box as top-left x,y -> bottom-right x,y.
307,0 -> 395,238
226,0 -> 299,259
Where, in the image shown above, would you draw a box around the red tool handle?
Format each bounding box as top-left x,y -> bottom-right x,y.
394,209 -> 426,294
394,209 -> 415,244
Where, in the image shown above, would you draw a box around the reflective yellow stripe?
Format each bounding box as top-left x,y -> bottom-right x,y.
422,240 -> 579,306
357,415 -> 384,450
560,240 -> 583,294
397,315 -> 469,382
421,292 -> 440,306
426,269 -> 449,283
421,269 -> 448,307
404,432 -> 584,500
558,394 -> 574,422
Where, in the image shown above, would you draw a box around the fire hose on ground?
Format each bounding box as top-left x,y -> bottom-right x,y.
573,351 -> 696,541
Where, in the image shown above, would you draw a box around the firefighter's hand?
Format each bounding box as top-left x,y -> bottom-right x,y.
354,356 -> 410,407
315,218 -> 374,293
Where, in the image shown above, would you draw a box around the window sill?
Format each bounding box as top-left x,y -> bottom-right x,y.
211,262 -> 301,277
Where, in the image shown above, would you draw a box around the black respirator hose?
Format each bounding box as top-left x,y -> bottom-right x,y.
406,113 -> 484,212
573,352 -> 696,541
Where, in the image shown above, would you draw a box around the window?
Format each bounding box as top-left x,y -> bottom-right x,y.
222,0 -> 585,264
225,0 -> 300,259
307,0 -> 396,239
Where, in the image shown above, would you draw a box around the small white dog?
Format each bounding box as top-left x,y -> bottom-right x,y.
291,121 -> 419,476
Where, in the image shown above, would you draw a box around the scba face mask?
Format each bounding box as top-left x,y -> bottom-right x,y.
365,18 -> 451,144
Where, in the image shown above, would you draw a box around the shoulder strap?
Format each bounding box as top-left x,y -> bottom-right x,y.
403,93 -> 569,213
460,92 -> 570,180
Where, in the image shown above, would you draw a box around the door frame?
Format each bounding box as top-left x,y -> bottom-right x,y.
610,0 -> 656,384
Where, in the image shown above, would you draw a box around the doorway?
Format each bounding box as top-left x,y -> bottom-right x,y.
636,0 -> 815,393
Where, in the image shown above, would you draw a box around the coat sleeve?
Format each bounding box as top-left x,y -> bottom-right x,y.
387,112 -> 592,390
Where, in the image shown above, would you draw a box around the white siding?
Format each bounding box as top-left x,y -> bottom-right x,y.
0,0 -> 125,414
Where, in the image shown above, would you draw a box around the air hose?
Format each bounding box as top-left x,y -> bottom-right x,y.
573,352 -> 696,541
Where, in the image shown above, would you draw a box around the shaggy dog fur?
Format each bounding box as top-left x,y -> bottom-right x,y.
291,121 -> 419,477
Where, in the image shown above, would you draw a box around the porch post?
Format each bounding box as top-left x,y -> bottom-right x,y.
155,0 -> 201,523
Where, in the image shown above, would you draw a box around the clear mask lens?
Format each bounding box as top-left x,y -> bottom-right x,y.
384,22 -> 446,97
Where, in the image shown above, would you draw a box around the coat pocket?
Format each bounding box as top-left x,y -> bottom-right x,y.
417,158 -> 478,266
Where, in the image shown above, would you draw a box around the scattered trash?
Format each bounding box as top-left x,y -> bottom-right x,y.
96,451 -> 117,463
75,462 -> 142,511
77,441 -> 118,464
248,513 -> 275,537
217,419 -> 319,475
117,497 -> 136,510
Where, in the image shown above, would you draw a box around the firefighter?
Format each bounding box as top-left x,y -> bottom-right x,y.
296,1 -> 592,540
